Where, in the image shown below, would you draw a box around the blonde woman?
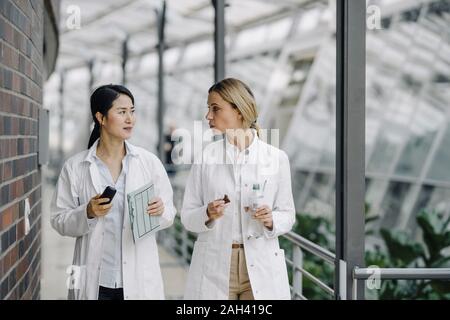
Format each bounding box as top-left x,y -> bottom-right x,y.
181,78 -> 295,300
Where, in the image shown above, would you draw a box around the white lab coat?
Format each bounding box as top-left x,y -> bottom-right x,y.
50,140 -> 176,300
181,133 -> 295,300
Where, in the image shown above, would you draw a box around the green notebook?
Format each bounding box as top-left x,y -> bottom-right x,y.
127,182 -> 160,243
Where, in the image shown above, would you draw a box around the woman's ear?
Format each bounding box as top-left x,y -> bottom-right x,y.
94,111 -> 104,125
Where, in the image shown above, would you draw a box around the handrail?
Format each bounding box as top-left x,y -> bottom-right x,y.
286,257 -> 334,296
352,267 -> 450,300
354,267 -> 450,280
282,231 -> 335,264
165,168 -> 450,300
165,171 -> 337,300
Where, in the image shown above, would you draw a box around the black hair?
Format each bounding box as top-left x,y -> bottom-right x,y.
87,84 -> 135,149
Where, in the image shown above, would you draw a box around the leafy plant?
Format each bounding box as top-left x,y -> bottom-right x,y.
289,208 -> 450,299
366,210 -> 450,299
281,213 -> 335,300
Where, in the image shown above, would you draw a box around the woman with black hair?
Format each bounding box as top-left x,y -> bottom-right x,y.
51,84 -> 176,300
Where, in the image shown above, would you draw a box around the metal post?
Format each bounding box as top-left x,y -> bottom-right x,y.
87,60 -> 95,148
352,278 -> 358,300
88,59 -> 94,92
335,0 -> 366,300
156,1 -> 166,163
212,0 -> 225,82
58,71 -> 65,171
121,36 -> 129,85
293,246 -> 303,299
181,228 -> 188,265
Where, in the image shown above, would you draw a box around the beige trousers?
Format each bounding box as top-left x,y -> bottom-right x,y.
228,247 -> 255,300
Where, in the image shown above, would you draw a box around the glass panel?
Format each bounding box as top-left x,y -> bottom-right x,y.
284,39 -> 336,171
427,121 -> 450,182
305,173 -> 333,210
292,170 -> 310,212
395,93 -> 446,177
379,181 -> 411,229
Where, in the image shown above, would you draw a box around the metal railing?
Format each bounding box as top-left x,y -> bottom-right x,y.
352,267 -> 450,300
161,167 -> 450,301
159,215 -> 337,300
158,169 -> 337,299
161,168 -> 450,300
282,231 -> 335,300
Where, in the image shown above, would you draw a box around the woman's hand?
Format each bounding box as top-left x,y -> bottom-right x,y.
147,197 -> 164,216
206,199 -> 226,224
87,194 -> 113,218
254,205 -> 273,230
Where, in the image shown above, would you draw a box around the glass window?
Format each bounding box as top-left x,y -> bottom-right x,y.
365,178 -> 389,218
427,122 -> 450,182
292,170 -> 310,212
303,172 -> 334,219
395,95 -> 446,177
379,181 -> 411,229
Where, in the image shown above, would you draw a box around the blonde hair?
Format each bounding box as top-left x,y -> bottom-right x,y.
208,78 -> 260,136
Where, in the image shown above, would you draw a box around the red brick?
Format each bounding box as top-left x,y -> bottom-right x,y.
16,218 -> 24,240
1,0 -> 52,299
16,257 -> 27,280
4,161 -> 12,179
11,245 -> 18,265
4,250 -> 12,274
1,207 -> 14,230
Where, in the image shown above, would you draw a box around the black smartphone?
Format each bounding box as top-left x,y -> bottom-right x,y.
99,186 -> 116,204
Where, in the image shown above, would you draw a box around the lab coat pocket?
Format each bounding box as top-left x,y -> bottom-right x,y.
273,249 -> 291,299
255,177 -> 277,208
185,241 -> 208,298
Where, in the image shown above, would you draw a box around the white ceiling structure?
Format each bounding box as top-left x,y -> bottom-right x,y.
45,0 -> 330,156
56,0 -> 326,71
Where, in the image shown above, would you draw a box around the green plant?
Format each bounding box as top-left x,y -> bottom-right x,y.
290,207 -> 450,299
366,209 -> 450,299
281,213 -> 335,300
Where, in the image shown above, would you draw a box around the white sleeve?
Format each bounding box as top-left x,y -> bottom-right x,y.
264,152 -> 296,239
152,156 -> 176,231
50,163 -> 97,237
181,164 -> 215,233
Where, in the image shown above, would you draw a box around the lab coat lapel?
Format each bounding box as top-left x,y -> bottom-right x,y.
84,139 -> 104,195
88,163 -> 103,194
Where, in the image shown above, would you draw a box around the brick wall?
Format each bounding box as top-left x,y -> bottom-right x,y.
0,0 -> 58,300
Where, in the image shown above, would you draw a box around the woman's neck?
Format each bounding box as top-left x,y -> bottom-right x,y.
96,135 -> 126,161
226,128 -> 254,151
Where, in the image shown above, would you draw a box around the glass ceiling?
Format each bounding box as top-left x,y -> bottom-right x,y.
57,0 -> 325,70
45,0 -> 329,156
